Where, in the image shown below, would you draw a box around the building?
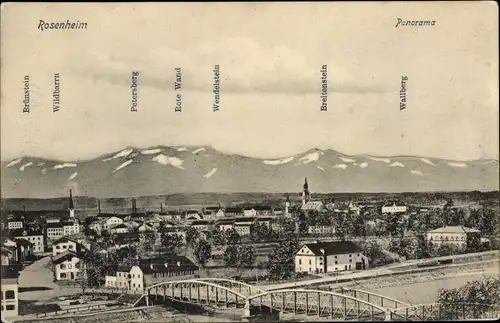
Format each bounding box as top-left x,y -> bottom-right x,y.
3,238 -> 34,264
224,207 -> 243,217
62,219 -> 80,236
52,237 -> 89,256
301,201 -> 326,212
204,206 -> 225,218
105,256 -> 199,290
295,241 -> 368,274
52,250 -> 85,281
1,265 -> 20,318
426,225 -> 481,248
382,202 -> 408,214
7,217 -> 24,230
46,222 -> 65,244
308,225 -> 336,236
299,178 -> 326,212
233,218 -> 256,236
190,220 -> 212,231
138,223 -> 154,232
215,219 -> 234,231
185,210 -> 203,220
243,208 -> 257,217
109,223 -> 130,234
8,229 -> 44,254
90,216 -> 124,234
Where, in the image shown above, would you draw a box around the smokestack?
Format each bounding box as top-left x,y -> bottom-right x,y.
98,199 -> 101,214
160,203 -> 163,213
132,198 -> 137,214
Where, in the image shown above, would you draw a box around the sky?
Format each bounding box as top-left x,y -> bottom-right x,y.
1,2 -> 498,162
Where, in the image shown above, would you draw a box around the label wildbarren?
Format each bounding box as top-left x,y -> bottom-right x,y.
53,73 -> 60,112
131,71 -> 139,112
320,65 -> 328,111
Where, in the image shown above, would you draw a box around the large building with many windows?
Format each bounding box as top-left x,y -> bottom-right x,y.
295,241 -> 368,274
1,265 -> 20,318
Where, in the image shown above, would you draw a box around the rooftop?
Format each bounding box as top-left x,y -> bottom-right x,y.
428,226 -> 481,234
302,241 -> 361,256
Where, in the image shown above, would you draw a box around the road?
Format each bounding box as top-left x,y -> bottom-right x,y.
258,251 -> 499,291
18,256 -> 80,302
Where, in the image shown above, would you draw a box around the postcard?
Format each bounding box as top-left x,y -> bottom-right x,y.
1,2 -> 498,322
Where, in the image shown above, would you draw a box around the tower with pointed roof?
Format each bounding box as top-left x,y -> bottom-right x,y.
69,189 -> 75,219
285,194 -> 291,216
302,178 -> 310,206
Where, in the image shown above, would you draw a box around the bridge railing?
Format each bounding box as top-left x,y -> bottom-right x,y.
389,302 -> 500,321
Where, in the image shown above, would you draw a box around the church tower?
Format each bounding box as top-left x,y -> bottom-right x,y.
285,194 -> 291,216
69,189 -> 75,219
302,177 -> 310,206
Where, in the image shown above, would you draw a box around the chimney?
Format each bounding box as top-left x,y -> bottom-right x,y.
160,203 -> 163,213
98,199 -> 101,214
132,198 -> 137,214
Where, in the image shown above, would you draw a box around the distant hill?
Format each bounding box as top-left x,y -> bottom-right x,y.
1,145 -> 498,198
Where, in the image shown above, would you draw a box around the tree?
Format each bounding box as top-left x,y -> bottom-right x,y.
250,222 -> 273,241
223,245 -> 239,267
185,227 -> 200,248
226,228 -> 241,245
194,239 -> 212,267
298,212 -> 309,237
141,232 -> 156,252
160,233 -> 184,257
279,218 -> 298,240
238,245 -> 256,270
267,240 -> 299,279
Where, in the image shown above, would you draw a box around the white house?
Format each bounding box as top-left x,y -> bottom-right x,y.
52,237 -> 89,256
46,223 -> 65,241
243,208 -> 257,217
62,219 -> 80,236
7,220 -> 23,230
105,265 -> 144,291
426,225 -> 481,248
308,225 -> 336,236
90,216 -> 124,234
1,265 -> 19,318
52,251 -> 85,281
9,229 -> 45,254
382,202 -> 407,214
295,241 -> 368,274
109,223 -> 130,234
138,223 -> 154,232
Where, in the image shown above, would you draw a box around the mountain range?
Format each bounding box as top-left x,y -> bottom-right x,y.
1,146 -> 498,198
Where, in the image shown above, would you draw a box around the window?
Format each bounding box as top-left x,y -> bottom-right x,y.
1,306 -> 3,311
299,259 -> 302,265
335,261 -> 338,264
357,253 -> 360,256
132,274 -> 135,278
60,264 -> 66,269
138,274 -> 140,278
349,254 -> 352,257
334,255 -> 337,258
6,305 -> 15,311
138,284 -> 141,288
5,290 -> 15,299
349,259 -> 352,262
309,259 -> 311,265
68,264 -> 72,269
60,273 -> 67,279
56,245 -> 61,249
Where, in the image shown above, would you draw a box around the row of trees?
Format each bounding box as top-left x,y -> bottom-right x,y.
437,276 -> 500,319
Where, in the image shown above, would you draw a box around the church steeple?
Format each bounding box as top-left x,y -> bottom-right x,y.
69,189 -> 75,219
302,177 -> 310,206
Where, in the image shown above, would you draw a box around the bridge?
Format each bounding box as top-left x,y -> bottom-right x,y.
81,277 -> 498,321
141,278 -> 411,321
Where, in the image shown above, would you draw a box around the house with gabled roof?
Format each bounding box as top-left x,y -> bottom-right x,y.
295,241 -> 368,274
